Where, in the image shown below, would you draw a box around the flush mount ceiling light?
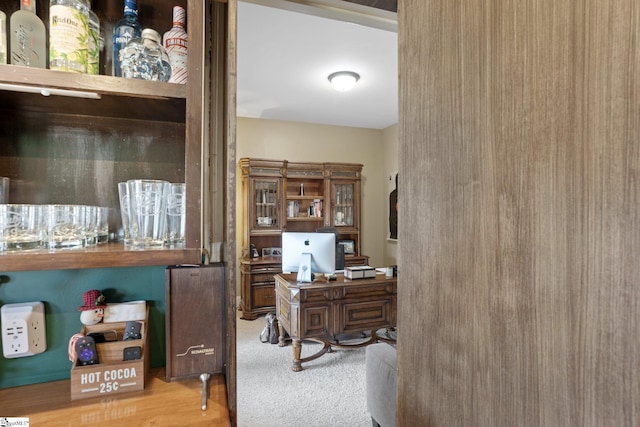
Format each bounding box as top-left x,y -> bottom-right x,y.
328,71 -> 360,92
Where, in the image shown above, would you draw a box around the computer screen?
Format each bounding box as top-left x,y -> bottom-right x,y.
281,232 -> 336,282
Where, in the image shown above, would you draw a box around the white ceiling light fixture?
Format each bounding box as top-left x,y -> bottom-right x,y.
328,71 -> 360,92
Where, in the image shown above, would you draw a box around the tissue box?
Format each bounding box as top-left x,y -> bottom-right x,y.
345,266 -> 376,280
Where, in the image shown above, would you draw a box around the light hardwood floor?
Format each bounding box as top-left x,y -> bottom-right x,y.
0,368 -> 230,426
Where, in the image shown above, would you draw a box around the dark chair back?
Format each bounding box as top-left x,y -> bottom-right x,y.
316,227 -> 345,270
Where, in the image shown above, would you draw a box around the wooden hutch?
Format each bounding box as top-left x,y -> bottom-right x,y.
0,0 -> 236,422
240,158 -> 369,320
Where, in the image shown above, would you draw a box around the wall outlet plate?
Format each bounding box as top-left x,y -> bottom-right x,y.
1,302 -> 47,358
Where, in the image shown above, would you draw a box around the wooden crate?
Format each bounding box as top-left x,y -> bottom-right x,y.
70,305 -> 149,400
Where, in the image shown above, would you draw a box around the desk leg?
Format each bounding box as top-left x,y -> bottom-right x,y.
292,338 -> 303,372
277,323 -> 286,347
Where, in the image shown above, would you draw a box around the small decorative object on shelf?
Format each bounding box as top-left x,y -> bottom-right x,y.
112,0 -> 142,77
49,0 -> 90,73
163,5 -> 188,84
78,289 -> 107,326
10,0 -> 46,68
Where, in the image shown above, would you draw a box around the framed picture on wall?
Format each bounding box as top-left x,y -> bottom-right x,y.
388,171 -> 398,241
339,240 -> 355,254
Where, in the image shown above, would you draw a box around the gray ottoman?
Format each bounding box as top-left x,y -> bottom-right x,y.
365,342 -> 397,427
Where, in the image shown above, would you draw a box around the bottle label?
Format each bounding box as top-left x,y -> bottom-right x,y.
49,5 -> 88,73
88,14 -> 99,75
164,30 -> 187,84
10,10 -> 46,68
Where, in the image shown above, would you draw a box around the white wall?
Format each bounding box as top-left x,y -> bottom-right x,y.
236,117 -> 397,293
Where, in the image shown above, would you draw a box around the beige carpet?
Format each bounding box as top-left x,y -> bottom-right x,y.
236,312 -> 371,427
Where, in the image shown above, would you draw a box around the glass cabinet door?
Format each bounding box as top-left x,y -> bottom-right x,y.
332,182 -> 354,227
252,179 -> 280,230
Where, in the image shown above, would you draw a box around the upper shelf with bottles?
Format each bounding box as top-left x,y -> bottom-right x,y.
0,0 -> 207,272
0,0 -> 189,120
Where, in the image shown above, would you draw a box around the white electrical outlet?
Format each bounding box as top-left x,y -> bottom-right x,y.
1,302 -> 47,358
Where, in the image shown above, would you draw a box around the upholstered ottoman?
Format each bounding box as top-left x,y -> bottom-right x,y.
365,342 -> 397,427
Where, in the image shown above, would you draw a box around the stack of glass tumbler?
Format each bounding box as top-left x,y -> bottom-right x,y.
0,178 -> 185,252
118,179 -> 186,249
0,203 -> 109,252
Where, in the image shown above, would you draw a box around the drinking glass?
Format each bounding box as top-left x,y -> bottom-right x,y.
165,183 -> 186,248
84,205 -> 98,246
118,182 -> 135,247
0,177 -> 9,203
0,204 -> 43,252
96,206 -> 109,244
42,204 -> 86,249
127,179 -> 169,248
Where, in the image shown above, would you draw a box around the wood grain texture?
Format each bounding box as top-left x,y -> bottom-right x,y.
398,0 -> 639,425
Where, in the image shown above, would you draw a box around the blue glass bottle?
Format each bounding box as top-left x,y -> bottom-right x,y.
112,0 -> 141,77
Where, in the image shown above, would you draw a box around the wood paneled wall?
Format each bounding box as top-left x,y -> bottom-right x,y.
397,0 -> 639,425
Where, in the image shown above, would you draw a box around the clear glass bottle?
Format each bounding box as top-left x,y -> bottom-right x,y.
49,0 -> 90,73
112,0 -> 141,77
162,5 -> 187,84
10,0 -> 46,68
87,8 -> 99,74
0,11 -> 7,64
120,28 -> 171,82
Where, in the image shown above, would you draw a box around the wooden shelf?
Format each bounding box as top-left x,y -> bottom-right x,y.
0,64 -> 186,99
0,243 -> 202,272
0,65 -> 186,123
286,216 -> 324,221
286,196 -> 324,201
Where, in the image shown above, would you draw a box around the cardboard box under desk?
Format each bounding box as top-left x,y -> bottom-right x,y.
70,305 -> 149,401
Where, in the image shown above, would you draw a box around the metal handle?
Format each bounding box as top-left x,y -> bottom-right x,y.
200,373 -> 211,411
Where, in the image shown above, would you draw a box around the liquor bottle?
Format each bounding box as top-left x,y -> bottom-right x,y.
112,0 -> 141,77
0,10 -> 7,64
120,28 -> 171,82
10,0 -> 46,68
162,5 -> 187,84
87,8 -> 99,74
49,0 -> 90,73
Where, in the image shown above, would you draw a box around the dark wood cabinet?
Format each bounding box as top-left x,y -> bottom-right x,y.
165,264 -> 225,381
0,0 -> 236,418
0,0 -> 217,271
240,158 -> 368,320
239,258 -> 281,320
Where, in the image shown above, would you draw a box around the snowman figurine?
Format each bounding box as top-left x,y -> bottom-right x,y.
78,289 -> 107,326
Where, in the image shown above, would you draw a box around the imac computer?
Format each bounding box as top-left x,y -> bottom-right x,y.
281,232 -> 336,283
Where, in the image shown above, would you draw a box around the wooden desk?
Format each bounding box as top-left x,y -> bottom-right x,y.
274,272 -> 397,371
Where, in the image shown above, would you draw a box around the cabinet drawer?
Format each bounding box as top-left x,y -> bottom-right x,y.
341,299 -> 394,333
252,284 -> 276,309
251,272 -> 277,284
301,305 -> 330,337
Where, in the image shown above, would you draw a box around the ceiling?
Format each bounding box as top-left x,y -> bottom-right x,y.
236,0 -> 398,129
